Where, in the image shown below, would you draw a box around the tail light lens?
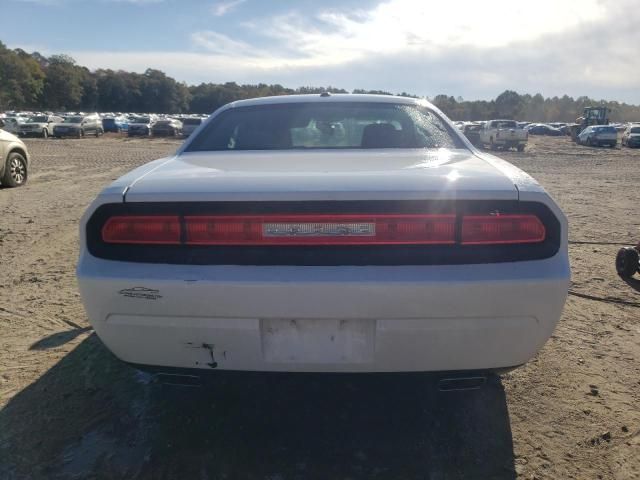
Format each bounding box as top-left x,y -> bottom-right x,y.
461,214 -> 545,245
184,214 -> 456,245
100,213 -> 546,246
102,216 -> 181,244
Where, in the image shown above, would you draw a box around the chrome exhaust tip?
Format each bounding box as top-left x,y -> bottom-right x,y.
438,376 -> 487,392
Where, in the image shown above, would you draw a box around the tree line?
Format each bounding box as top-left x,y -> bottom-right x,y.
2,41 -> 640,122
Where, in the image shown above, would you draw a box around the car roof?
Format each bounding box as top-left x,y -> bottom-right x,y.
225,93 -> 431,109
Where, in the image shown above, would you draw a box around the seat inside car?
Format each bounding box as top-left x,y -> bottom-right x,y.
361,123 -> 403,148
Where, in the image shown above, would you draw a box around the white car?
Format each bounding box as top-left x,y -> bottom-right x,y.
577,125 -> 618,147
0,127 -> 30,187
18,114 -> 63,138
479,119 -> 528,151
181,117 -> 204,137
127,115 -> 157,137
77,94 -> 569,384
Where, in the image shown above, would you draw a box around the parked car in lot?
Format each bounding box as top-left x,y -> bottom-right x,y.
181,117 -> 203,137
0,122 -> 30,187
53,114 -> 104,138
102,116 -> 129,133
621,125 -> 640,148
77,94 -> 569,383
479,119 -> 528,151
526,124 -> 563,136
461,122 -> 483,147
1,117 -> 24,135
151,118 -> 183,137
128,116 -> 156,137
577,125 -> 618,147
548,123 -> 569,135
18,114 -> 63,138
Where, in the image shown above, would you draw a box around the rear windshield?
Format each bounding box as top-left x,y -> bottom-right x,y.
494,121 -> 516,129
186,103 -> 465,151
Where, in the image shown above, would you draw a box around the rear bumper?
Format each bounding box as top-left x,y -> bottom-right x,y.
77,253 -> 570,373
494,138 -> 526,147
594,137 -> 617,145
54,130 -> 79,137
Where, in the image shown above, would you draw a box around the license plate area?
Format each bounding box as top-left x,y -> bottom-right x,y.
261,319 -> 375,364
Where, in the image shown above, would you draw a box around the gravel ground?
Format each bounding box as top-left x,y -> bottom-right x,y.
0,135 -> 639,479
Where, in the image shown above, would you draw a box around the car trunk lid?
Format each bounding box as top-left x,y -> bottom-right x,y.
123,149 -> 518,203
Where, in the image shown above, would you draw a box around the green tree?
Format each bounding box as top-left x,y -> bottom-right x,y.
0,42 -> 45,109
494,90 -> 523,119
139,69 -> 190,113
42,55 -> 84,110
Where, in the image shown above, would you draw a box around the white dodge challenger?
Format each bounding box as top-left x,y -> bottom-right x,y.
77,94 -> 570,382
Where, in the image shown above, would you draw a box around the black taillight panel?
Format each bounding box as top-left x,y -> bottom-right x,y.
86,200 -> 561,266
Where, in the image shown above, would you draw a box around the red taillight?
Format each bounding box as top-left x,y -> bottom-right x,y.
100,213 -> 546,246
461,214 -> 545,245
184,214 -> 456,245
102,216 -> 181,244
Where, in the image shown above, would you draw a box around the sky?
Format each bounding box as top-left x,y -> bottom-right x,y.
5,0 -> 640,103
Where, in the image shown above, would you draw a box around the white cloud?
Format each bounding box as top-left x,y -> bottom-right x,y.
9,0 -> 640,103
191,31 -> 258,57
240,0 -> 605,66
211,0 -> 245,17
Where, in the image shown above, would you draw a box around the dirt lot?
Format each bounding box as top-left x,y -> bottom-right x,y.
0,135 -> 639,479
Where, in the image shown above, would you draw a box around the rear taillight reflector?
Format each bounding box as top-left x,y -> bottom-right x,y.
184,214 -> 456,245
102,216 -> 181,244
100,213 -> 547,246
461,215 -> 545,245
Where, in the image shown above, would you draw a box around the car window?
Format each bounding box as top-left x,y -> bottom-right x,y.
186,102 -> 466,151
630,127 -> 640,134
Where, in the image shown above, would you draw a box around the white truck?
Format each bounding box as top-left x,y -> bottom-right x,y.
480,119 -> 528,152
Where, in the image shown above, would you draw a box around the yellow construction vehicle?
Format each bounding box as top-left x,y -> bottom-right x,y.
569,106 -> 611,141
